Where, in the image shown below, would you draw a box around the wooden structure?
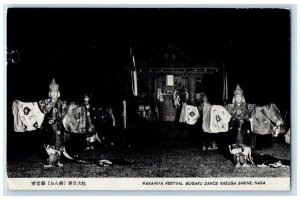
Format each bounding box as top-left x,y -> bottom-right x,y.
135,67 -> 219,122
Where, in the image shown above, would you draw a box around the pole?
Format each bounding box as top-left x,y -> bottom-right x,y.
123,100 -> 127,129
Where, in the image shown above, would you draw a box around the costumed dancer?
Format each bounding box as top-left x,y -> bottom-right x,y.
199,93 -> 218,151
38,79 -> 68,168
80,93 -> 100,150
225,85 -> 255,168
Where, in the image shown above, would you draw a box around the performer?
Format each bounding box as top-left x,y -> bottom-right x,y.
79,93 -> 99,150
225,85 -> 255,168
199,93 -> 218,150
12,79 -> 119,167
38,79 -> 68,167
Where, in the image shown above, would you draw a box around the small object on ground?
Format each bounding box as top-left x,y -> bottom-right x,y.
257,164 -> 267,167
241,163 -> 250,168
97,159 -> 113,166
43,164 -> 55,168
270,161 -> 283,168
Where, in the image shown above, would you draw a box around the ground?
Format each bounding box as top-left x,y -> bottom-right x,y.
6,134 -> 290,178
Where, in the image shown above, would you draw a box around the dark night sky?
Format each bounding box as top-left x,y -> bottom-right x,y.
6,8 -> 291,115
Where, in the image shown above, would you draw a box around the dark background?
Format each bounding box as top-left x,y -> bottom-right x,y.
7,8 -> 291,130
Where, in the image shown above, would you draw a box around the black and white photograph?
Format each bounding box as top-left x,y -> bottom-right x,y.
5,6 -> 292,190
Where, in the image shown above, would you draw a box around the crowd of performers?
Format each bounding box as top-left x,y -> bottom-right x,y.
173,84 -> 284,168
12,78 -> 285,169
13,79 -> 117,167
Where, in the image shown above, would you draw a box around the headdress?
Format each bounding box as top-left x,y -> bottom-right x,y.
49,79 -> 59,92
234,84 -> 243,96
232,84 -> 246,104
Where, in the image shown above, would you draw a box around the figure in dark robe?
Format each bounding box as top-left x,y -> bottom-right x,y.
79,93 -> 100,150
225,85 -> 256,168
225,85 -> 282,168
38,79 -> 68,167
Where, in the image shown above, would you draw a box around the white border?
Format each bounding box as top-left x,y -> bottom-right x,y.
7,178 -> 290,191
1,0 -> 298,198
